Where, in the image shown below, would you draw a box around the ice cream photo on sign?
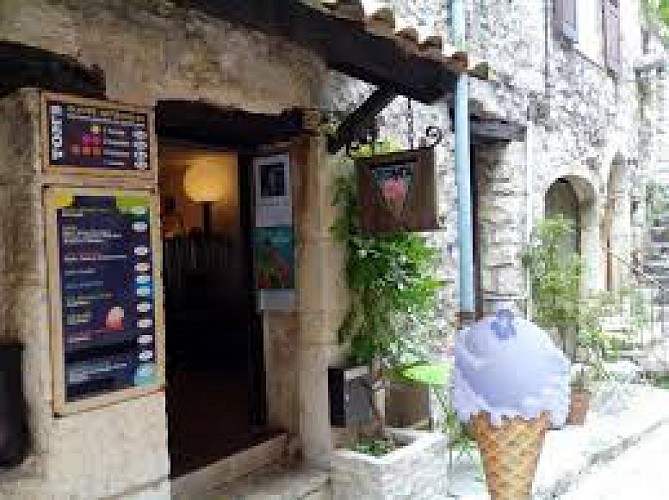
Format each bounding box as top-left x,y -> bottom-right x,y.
105,306 -> 125,331
454,303 -> 570,500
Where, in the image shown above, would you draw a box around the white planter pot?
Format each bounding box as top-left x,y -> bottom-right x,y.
331,429 -> 448,500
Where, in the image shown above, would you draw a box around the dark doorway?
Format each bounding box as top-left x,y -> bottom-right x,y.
159,143 -> 269,477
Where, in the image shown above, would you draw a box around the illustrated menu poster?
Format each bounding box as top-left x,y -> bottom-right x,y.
253,226 -> 296,311
253,226 -> 295,289
46,188 -> 164,415
42,92 -> 153,175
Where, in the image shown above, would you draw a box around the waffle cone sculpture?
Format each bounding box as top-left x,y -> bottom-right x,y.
470,411 -> 550,500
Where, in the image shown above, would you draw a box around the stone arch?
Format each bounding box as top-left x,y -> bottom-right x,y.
542,172 -> 602,292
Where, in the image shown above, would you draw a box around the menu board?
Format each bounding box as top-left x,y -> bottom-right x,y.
41,92 -> 154,177
45,187 -> 164,414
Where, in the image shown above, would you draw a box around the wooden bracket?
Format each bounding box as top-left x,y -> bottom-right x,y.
327,87 -> 397,154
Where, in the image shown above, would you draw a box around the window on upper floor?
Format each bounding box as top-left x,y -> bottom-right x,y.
554,0 -> 621,75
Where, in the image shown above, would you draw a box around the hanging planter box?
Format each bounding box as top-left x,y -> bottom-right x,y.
331,429 -> 448,499
356,147 -> 439,234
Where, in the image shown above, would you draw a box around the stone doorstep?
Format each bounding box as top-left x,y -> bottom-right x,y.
205,463 -> 330,500
171,433 -> 288,499
447,385 -> 669,500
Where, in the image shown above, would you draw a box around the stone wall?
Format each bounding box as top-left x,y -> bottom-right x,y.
0,0 -> 326,497
466,0 -> 657,308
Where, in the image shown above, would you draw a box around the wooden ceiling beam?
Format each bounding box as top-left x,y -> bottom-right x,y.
183,0 -> 456,103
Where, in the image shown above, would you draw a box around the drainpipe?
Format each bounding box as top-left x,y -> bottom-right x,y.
525,111 -> 534,319
452,0 -> 475,325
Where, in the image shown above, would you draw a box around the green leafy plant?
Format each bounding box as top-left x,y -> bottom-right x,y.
331,170 -> 443,369
523,216 -> 582,354
351,437 -> 397,457
331,147 -> 444,451
395,361 -> 477,464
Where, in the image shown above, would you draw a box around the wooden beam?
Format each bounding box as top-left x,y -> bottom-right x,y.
327,87 -> 397,154
183,0 -> 456,103
0,41 -> 105,98
470,118 -> 526,143
156,100 -> 318,148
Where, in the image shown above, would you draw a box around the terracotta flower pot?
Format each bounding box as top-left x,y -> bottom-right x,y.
566,387 -> 591,425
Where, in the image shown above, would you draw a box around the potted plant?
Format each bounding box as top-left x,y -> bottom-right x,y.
567,306 -> 616,425
523,215 -> 582,357
329,163 -> 450,498
567,364 -> 593,425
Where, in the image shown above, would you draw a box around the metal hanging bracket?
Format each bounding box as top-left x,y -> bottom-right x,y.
327,87 -> 397,154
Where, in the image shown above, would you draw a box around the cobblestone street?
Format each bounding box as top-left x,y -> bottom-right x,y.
558,423 -> 669,500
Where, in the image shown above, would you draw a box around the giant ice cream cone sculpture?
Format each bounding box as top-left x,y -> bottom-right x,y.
454,305 -> 570,500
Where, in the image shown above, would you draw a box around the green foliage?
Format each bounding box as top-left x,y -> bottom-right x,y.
351,437 -> 397,457
347,140 -> 402,159
641,0 -> 669,42
331,171 -> 443,368
398,361 -> 476,460
523,216 -> 582,343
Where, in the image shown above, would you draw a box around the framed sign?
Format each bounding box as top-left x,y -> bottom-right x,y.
45,187 -> 164,415
253,153 -> 292,227
41,92 -> 155,178
252,153 -> 295,310
357,147 -> 439,234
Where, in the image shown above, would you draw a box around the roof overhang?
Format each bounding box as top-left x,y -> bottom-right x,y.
183,0 -> 492,104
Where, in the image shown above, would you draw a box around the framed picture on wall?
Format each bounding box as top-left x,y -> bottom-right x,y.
253,153 -> 292,227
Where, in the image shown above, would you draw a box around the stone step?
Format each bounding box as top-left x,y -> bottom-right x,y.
172,433 -> 289,499
208,463 -> 330,500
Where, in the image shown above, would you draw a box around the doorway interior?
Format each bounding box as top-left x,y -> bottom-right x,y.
159,143 -> 269,477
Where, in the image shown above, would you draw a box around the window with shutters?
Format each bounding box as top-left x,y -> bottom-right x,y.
555,0 -> 578,42
576,0 -> 605,63
603,0 -> 621,74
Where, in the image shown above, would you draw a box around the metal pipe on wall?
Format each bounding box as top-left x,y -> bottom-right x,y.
452,0 -> 475,324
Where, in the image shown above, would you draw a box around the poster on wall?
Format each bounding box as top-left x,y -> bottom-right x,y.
252,154 -> 295,311
253,153 -> 292,227
253,226 -> 295,290
41,92 -> 155,178
45,187 -> 164,415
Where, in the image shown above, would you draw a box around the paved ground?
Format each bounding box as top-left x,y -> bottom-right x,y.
447,384 -> 669,499
558,424 -> 669,500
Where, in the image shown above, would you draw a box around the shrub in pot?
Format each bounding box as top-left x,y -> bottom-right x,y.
330,164 -> 451,498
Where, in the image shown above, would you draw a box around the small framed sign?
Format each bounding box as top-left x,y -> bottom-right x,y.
45,186 -> 165,415
41,92 -> 156,179
357,147 -> 439,234
253,153 -> 292,228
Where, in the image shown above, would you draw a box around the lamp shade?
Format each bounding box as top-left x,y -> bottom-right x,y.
182,154 -> 237,203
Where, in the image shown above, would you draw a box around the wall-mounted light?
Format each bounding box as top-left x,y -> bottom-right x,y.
183,153 -> 237,236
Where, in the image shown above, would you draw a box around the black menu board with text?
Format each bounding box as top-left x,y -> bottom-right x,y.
41,92 -> 154,177
46,187 -> 163,414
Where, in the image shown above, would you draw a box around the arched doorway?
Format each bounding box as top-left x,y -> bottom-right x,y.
545,178 -> 581,255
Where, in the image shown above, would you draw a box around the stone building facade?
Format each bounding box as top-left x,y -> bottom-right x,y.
463,0 -> 666,313
0,0 -> 666,499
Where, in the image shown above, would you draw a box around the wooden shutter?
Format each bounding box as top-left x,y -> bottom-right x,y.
555,0 -> 578,41
604,0 -> 621,74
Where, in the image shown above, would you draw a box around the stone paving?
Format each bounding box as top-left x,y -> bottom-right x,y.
447,384 -> 669,499
558,424 -> 669,499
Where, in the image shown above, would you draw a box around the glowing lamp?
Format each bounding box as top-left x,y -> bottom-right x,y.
182,154 -> 237,235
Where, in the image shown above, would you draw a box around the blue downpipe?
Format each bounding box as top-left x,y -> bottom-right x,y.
452,0 -> 475,321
